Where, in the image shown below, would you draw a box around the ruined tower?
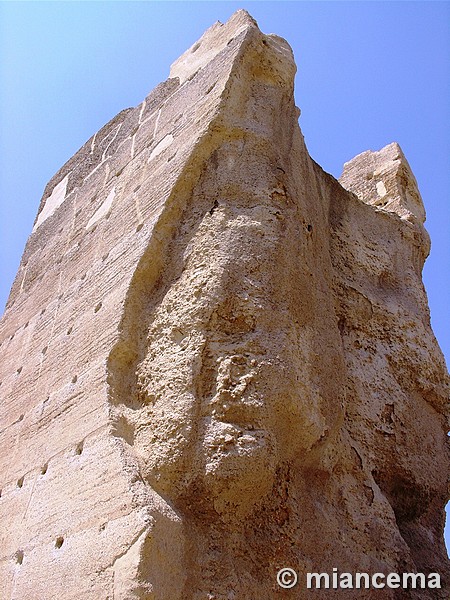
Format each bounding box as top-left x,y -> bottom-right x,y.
0,11 -> 448,599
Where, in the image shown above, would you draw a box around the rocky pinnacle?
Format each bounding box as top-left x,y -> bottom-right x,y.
0,10 -> 448,599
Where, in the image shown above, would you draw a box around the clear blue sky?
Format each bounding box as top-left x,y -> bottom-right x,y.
1,0 -> 449,551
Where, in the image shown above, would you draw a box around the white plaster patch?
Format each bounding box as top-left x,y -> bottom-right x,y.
148,134 -> 174,162
86,188 -> 116,231
138,100 -> 146,124
90,132 -> 97,154
33,174 -> 70,232
376,181 -> 387,198
153,109 -> 162,137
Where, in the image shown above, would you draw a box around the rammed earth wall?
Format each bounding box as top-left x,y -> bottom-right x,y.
0,10 -> 448,600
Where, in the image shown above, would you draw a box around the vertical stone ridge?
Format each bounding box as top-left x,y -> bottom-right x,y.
106,18 -> 314,597
0,10 -> 448,600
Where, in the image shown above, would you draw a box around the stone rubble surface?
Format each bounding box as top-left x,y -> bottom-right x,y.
0,10 -> 448,600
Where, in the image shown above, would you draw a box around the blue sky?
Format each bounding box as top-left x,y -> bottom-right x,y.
1,0 -> 449,551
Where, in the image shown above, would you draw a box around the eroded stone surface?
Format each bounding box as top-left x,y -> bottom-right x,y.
340,142 -> 427,224
0,10 -> 448,600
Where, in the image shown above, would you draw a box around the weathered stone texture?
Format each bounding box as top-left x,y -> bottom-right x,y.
0,10 -> 448,599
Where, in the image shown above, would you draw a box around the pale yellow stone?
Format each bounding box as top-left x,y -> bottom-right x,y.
32,173 -> 69,231
0,9 -> 448,600
86,187 -> 116,230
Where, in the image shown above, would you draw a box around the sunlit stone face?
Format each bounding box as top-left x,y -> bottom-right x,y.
134,194 -> 331,518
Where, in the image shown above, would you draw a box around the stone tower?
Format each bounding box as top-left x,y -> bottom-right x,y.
0,10 -> 448,599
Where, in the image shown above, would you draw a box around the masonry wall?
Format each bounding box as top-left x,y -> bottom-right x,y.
0,10 -> 448,600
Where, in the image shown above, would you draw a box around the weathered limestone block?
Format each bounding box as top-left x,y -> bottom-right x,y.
340,142 -> 428,225
0,10 -> 448,600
